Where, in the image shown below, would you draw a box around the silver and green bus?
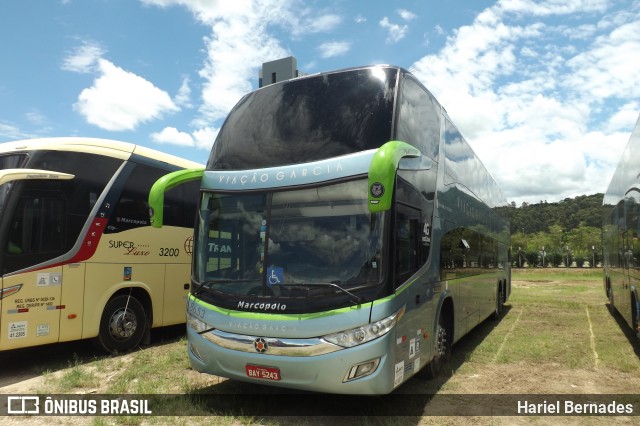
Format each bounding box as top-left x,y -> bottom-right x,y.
150,65 -> 511,394
603,115 -> 640,340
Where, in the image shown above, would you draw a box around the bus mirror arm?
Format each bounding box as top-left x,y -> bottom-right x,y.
367,141 -> 421,213
148,168 -> 204,228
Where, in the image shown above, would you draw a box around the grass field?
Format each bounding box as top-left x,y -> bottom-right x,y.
2,268 -> 640,425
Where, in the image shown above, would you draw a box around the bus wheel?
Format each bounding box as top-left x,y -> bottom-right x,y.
95,294 -> 147,354
633,294 -> 640,340
420,312 -> 451,379
494,283 -> 504,320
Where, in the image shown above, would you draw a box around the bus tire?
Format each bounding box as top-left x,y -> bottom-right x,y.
95,294 -> 147,354
632,293 -> 640,340
421,311 -> 451,379
494,282 -> 504,320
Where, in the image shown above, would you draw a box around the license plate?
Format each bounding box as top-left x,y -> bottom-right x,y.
246,364 -> 281,381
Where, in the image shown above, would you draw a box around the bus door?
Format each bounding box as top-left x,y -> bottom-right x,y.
0,169 -> 73,350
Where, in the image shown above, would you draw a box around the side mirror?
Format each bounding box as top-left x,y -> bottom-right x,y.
367,141 -> 421,213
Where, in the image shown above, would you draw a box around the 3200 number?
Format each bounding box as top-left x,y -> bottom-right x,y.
159,248 -> 180,257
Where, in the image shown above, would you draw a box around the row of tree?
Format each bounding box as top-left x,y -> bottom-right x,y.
503,194 -> 603,267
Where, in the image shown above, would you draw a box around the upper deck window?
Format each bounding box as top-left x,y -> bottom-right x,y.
209,67 -> 398,170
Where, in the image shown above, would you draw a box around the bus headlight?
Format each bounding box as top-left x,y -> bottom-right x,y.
187,312 -> 213,333
323,306 -> 405,348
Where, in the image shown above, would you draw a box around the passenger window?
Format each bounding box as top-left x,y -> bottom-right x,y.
107,164 -> 164,232
106,164 -> 197,233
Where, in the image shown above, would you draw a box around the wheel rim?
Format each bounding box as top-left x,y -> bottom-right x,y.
435,324 -> 447,357
108,308 -> 138,340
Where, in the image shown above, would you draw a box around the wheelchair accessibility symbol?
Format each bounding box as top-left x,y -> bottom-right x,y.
267,267 -> 283,286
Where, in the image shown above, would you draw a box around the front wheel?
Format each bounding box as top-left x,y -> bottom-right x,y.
420,312 -> 451,379
95,294 -> 147,354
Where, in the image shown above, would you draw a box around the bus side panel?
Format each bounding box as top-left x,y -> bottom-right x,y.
163,263 -> 190,326
81,264 -> 166,338
0,267 -> 62,350
391,282 -> 433,387
58,263 -> 86,342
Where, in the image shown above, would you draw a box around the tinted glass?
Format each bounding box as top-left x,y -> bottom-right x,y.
396,76 -> 440,161
208,67 -> 398,170
106,164 -> 165,232
1,151 -> 122,274
193,179 -> 386,313
0,154 -> 27,170
443,118 -> 505,208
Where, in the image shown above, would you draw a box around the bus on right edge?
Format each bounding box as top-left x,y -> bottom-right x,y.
603,114 -> 640,340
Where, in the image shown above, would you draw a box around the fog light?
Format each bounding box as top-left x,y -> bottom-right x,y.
189,343 -> 204,362
343,358 -> 381,382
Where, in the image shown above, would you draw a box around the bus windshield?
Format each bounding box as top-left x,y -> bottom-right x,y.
194,178 -> 385,310
208,67 -> 397,170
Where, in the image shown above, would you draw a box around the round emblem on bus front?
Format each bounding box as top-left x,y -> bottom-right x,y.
370,182 -> 384,198
254,337 -> 268,353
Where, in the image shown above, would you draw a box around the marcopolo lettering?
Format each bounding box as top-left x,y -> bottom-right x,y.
237,300 -> 287,311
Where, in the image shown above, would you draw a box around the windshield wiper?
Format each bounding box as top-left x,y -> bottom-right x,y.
192,279 -> 258,296
279,282 -> 363,304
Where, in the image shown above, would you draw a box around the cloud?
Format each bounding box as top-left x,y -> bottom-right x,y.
318,41 -> 351,58
150,127 -> 194,147
397,9 -> 417,21
74,59 -> 179,131
304,14 -> 342,33
379,17 -> 409,43
174,76 -> 193,109
142,0 -> 342,128
410,1 -> 640,204
192,126 -> 218,150
150,125 -> 218,150
0,121 -> 33,140
62,42 -> 106,73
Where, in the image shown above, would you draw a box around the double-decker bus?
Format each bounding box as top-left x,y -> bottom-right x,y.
0,138 -> 202,353
603,115 -> 640,340
150,65 -> 511,394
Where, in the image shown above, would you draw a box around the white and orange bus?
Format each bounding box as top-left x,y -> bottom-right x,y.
0,138 -> 202,353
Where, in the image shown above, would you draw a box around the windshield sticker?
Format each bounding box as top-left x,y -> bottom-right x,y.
267,267 -> 284,286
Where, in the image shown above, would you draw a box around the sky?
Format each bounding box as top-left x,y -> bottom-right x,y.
1,0 -> 639,206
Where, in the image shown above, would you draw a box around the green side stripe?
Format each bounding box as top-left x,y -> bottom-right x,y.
149,168 -> 204,228
368,141 -> 421,213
